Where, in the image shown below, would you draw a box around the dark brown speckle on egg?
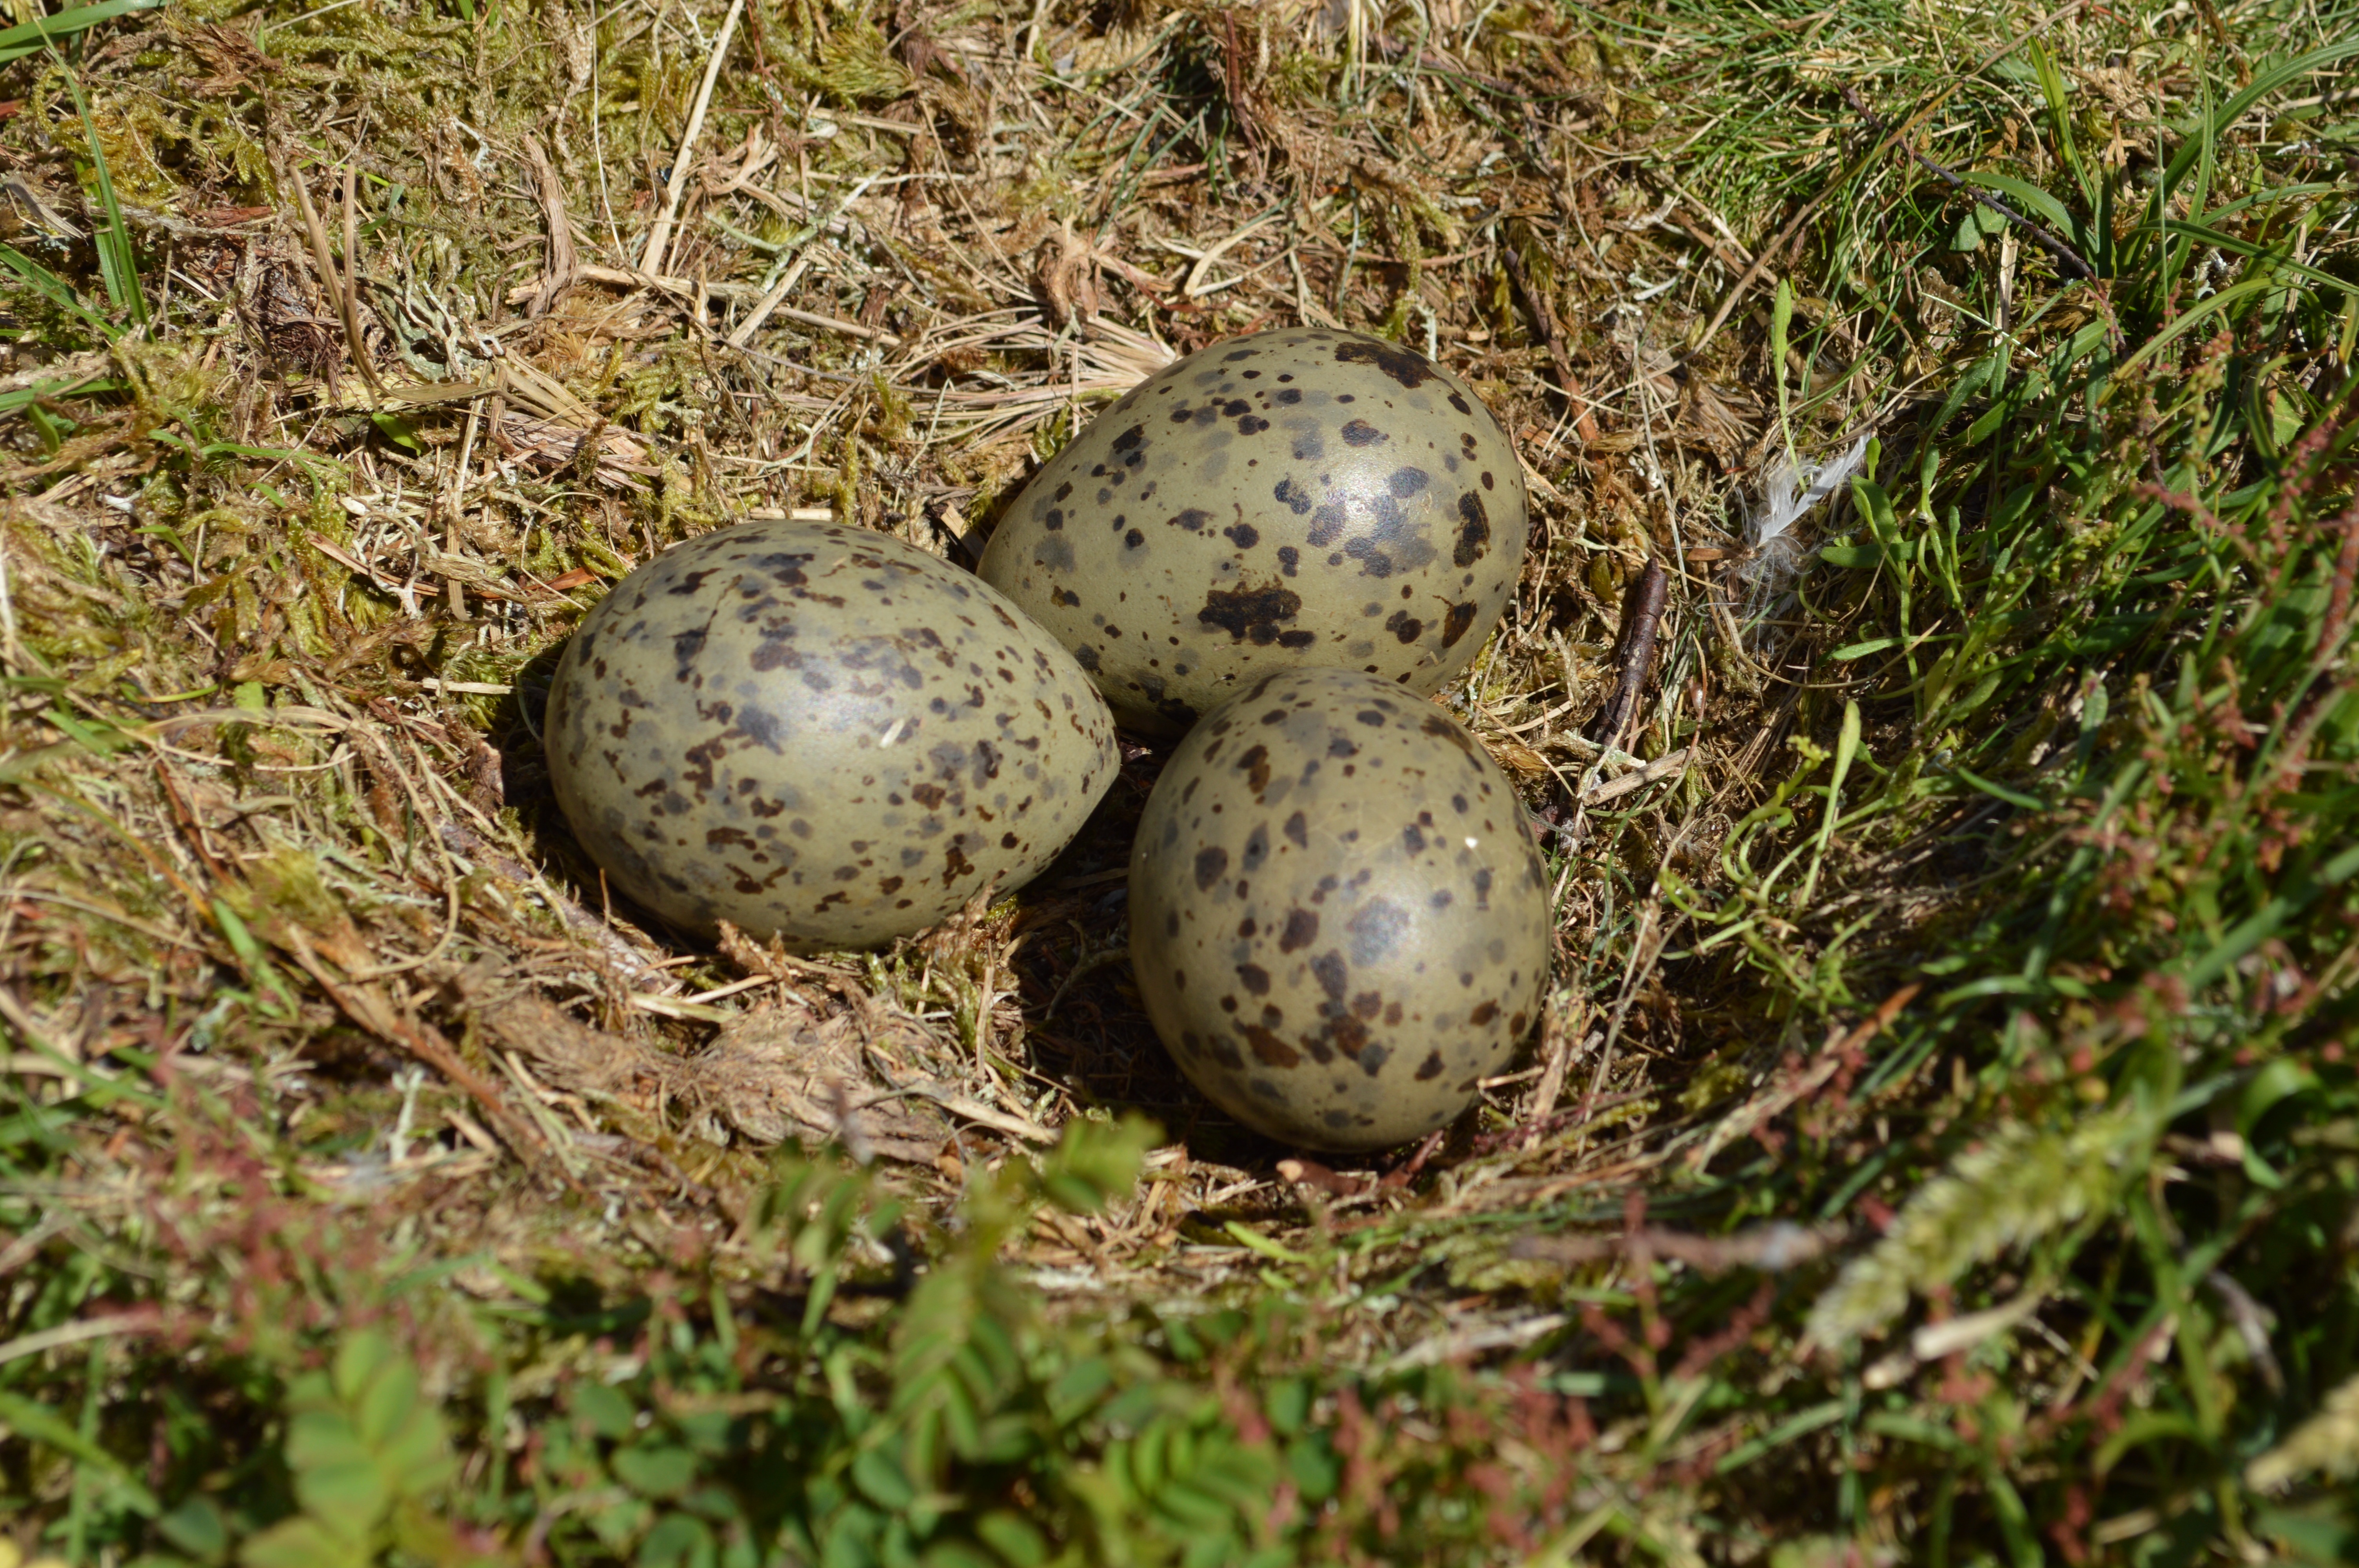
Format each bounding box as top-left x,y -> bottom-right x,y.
1128,668 -> 1553,1152
978,328 -> 1530,735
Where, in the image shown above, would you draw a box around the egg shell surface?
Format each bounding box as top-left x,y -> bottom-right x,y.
979,327 -> 1530,734
1127,668 -> 1554,1151
545,520 -> 1118,952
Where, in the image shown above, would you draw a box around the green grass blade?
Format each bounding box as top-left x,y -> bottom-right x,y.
2112,273 -> 2283,376
0,375 -> 118,416
0,243 -> 117,338
57,72 -> 143,327
2025,38 -> 2095,213
1799,699 -> 1861,905
0,1390 -> 160,1515
0,0 -> 160,64
1958,171 -> 2079,248
2143,218 -> 2358,301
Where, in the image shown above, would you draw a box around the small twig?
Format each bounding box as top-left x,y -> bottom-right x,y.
1687,984 -> 1923,1171
339,158 -> 362,327
1580,747 -> 1691,805
1501,240 -> 1599,443
1510,1219 -> 1848,1274
1841,86 -> 2094,281
1519,1000 -> 1594,1152
522,132 -> 578,319
639,0 -> 745,278
1379,1128 -> 1447,1188
829,1078 -> 875,1167
901,1083 -> 1056,1145
1590,557 -> 1669,750
443,400 -> 478,620
285,152 -> 384,400
515,263 -> 905,347
725,249 -> 820,348
0,1312 -> 153,1369
290,936 -> 574,1187
2206,1270 -> 2284,1392
1044,944 -> 1128,1021
1276,1157 -> 1369,1198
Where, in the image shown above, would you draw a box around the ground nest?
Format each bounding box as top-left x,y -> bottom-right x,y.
0,0 -> 2354,1561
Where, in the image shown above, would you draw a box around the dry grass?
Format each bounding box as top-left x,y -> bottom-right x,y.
0,0 -> 1812,1266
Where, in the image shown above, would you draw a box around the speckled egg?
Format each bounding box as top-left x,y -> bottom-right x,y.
544,520 -> 1119,952
1127,668 -> 1554,1151
978,327 -> 1530,734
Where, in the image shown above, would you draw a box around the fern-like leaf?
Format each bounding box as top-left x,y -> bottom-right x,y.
1808,1102 -> 2148,1351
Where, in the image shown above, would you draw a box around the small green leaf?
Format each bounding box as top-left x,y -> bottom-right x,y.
820,1505 -> 886,1568
919,1543 -> 998,1568
1130,1417 -> 1170,1492
851,1445 -> 918,1510
1951,203 -> 1995,253
238,1516 -> 371,1568
1953,766 -> 2045,812
1961,171 -> 2078,242
1150,1477 -> 1234,1531
974,1512 -> 1050,1568
968,1412 -> 1036,1465
26,402 -> 67,452
371,412 -> 423,453
1038,1114 -> 1160,1214
1045,1355 -> 1112,1423
612,1442 -> 698,1499
1220,1220 -> 1312,1265
1194,1310 -> 1245,1348
674,1408 -> 735,1455
1263,1377 -> 1310,1437
158,1495 -> 231,1561
45,704 -> 133,755
331,1331 -> 396,1405
350,1353 -> 418,1447
638,1511 -> 717,1568
60,69 -> 143,325
1286,1432 -> 1340,1500
380,1406 -> 453,1496
573,1381 -> 638,1440
2239,1059 -> 2317,1134
284,1407 -> 369,1473
291,1454 -> 393,1532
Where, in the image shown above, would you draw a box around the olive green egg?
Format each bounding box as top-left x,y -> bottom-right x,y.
979,327 -> 1530,734
544,520 -> 1119,953
1127,668 -> 1554,1152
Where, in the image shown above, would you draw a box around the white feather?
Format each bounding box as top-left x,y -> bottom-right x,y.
1739,432 -> 1872,601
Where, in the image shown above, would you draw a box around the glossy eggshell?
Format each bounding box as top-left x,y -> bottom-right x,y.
1127,668 -> 1554,1151
978,327 -> 1530,734
544,520 -> 1118,952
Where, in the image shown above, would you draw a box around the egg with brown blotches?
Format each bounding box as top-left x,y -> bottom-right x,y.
1127,667 -> 1554,1152
544,520 -> 1118,952
980,327 -> 1530,734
